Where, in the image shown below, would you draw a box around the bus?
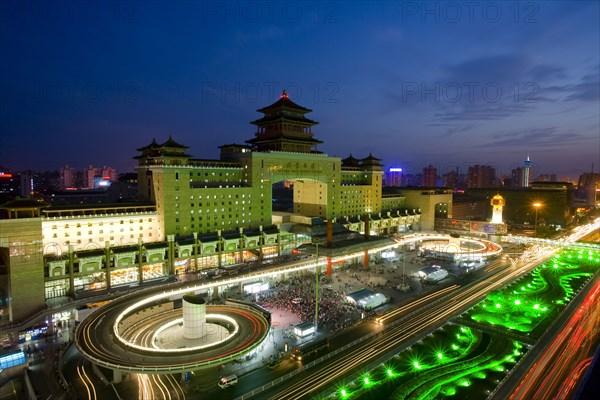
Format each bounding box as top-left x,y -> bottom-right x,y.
291,338 -> 329,361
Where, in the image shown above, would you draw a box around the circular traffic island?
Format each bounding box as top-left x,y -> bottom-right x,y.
75,289 -> 270,374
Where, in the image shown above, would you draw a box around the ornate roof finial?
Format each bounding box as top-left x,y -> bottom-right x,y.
281,88 -> 288,98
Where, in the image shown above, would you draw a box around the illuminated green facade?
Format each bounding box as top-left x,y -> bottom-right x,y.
136,93 -> 390,237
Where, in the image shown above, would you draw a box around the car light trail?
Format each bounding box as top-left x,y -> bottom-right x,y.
76,361 -> 97,400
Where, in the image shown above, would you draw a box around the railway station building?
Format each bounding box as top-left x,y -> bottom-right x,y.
0,92 -> 444,324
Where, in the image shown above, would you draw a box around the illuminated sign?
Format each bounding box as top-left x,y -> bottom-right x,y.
389,168 -> 402,172
0,172 -> 13,178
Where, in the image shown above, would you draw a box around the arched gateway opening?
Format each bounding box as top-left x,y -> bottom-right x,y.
272,178 -> 328,220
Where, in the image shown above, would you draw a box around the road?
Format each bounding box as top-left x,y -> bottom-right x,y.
234,246 -> 554,400
76,299 -> 270,373
508,278 -> 600,400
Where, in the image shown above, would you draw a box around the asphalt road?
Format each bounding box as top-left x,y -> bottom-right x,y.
235,248 -> 553,400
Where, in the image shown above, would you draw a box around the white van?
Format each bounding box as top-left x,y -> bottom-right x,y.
218,375 -> 238,389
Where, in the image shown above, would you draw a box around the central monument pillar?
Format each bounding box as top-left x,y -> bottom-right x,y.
183,294 -> 206,340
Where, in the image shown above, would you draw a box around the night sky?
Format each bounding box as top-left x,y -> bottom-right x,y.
1,1 -> 598,179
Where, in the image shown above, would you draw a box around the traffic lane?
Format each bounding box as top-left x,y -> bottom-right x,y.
254,252 -> 550,399
77,305 -> 269,370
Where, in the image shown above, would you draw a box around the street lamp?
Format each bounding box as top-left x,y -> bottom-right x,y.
314,239 -> 321,333
533,203 -> 542,237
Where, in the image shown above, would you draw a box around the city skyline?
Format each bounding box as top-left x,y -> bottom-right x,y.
1,1 -> 598,178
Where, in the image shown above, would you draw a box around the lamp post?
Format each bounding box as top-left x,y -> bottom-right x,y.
314,240 -> 320,333
466,216 -> 472,263
533,203 -> 542,237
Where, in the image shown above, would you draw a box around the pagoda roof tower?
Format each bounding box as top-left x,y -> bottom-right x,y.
135,135 -> 192,166
247,89 -> 322,153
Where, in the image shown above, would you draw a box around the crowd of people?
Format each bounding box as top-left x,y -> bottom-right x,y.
255,275 -> 359,333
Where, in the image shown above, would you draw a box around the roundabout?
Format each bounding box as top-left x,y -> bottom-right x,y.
399,233 -> 503,262
75,286 -> 271,375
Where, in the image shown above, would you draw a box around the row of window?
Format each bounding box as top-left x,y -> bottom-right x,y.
60,232 -> 151,245
51,218 -> 153,229
46,226 -> 150,239
186,193 -> 255,200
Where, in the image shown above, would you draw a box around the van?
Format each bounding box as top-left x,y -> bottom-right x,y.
218,375 -> 238,389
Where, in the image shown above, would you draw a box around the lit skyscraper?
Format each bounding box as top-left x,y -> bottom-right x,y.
422,165 -> 437,187
467,165 -> 497,188
59,165 -> 77,189
385,167 -> 403,186
522,155 -> 532,187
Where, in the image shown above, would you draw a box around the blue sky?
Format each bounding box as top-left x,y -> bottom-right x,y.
1,1 -> 598,178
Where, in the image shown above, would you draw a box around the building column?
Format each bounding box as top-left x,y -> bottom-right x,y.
363,250 -> 369,267
363,214 -> 370,240
167,234 -> 175,276
193,232 -> 199,272
217,230 -> 222,268
326,257 -> 332,276
259,230 -> 264,261
113,369 -> 122,384
137,238 -> 144,284
105,241 -> 111,291
274,225 -> 280,256
68,245 -> 75,298
212,285 -> 219,301
239,228 -> 245,263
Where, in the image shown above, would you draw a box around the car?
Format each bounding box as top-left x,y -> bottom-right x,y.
267,358 -> 282,370
218,375 -> 238,388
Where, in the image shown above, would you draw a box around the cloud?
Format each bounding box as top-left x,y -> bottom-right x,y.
565,66 -> 600,101
527,65 -> 566,81
479,126 -> 593,148
442,54 -> 530,85
433,103 -> 535,122
384,56 -> 599,122
426,123 -> 475,137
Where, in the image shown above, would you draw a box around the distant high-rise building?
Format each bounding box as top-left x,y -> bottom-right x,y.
510,168 -> 521,188
422,165 -> 437,187
19,173 -> 34,197
467,165 -> 496,188
84,165 -> 101,189
536,174 -> 558,182
59,165 -> 77,189
577,172 -> 600,207
403,173 -> 417,186
101,166 -> 118,182
0,171 -> 18,200
511,164 -> 532,188
522,155 -> 532,187
385,167 -> 403,186
84,165 -> 117,188
442,169 -> 459,189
